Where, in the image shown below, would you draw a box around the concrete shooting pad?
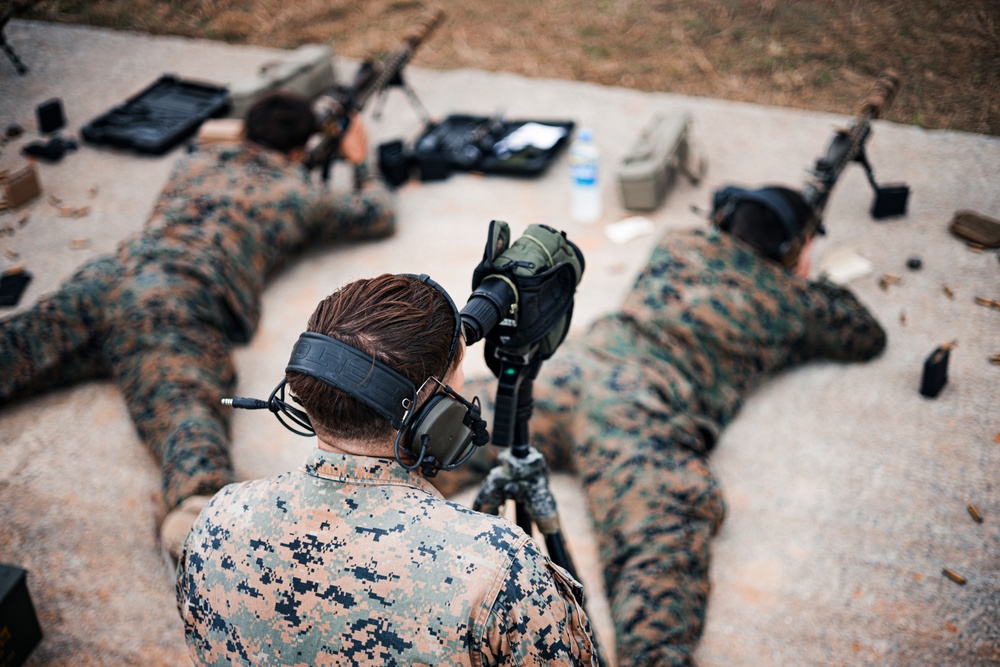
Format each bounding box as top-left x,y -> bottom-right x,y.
1,20 -> 998,666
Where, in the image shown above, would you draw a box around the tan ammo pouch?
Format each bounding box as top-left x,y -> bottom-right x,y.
949,210 -> 1000,248
618,110 -> 703,211
0,162 -> 42,210
227,44 -> 336,120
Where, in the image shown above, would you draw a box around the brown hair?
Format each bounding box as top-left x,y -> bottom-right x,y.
286,274 -> 462,443
243,91 -> 317,154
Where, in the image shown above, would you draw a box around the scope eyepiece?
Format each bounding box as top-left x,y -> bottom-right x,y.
459,276 -> 515,345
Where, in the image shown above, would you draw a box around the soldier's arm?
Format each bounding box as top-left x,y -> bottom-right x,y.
801,278 -> 887,361
301,162 -> 397,243
479,539 -> 600,666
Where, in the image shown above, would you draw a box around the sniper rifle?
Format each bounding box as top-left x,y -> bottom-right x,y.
307,6 -> 444,182
802,70 -> 909,231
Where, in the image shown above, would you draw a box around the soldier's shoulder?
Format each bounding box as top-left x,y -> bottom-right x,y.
205,473 -> 299,512
434,496 -> 531,554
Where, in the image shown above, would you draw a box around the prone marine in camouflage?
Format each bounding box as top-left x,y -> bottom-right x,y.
436,216 -> 886,666
0,93 -> 395,516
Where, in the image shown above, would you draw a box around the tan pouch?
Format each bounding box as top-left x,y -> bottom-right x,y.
949,210 -> 1000,248
0,162 -> 42,209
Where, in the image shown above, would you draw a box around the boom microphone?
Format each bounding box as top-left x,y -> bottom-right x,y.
221,397 -> 270,410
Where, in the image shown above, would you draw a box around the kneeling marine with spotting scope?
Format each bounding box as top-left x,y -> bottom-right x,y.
178,254 -> 600,663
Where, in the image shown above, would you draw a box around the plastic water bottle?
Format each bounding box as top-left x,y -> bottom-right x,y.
569,128 -> 602,223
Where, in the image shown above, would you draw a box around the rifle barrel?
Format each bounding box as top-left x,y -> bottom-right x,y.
404,7 -> 444,50
306,7 -> 445,178
802,70 -> 902,225
353,6 -> 445,111
859,70 -> 900,121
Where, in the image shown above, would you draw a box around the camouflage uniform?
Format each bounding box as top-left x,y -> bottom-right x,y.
0,143 -> 395,510
177,449 -> 600,666
436,227 -> 887,667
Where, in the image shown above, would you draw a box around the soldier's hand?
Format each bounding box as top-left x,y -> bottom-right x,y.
340,115 -> 369,165
794,236 -> 814,279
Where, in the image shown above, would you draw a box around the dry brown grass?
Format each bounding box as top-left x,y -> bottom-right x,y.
22,0 -> 1000,135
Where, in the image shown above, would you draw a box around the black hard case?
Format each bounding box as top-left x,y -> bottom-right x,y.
81,74 -> 230,155
0,564 -> 42,666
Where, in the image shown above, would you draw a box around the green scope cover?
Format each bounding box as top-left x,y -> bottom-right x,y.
471,220 -> 584,364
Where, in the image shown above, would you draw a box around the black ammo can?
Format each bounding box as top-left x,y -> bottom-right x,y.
0,564 -> 42,667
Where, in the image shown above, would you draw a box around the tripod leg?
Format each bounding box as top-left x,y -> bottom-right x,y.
542,531 -> 578,581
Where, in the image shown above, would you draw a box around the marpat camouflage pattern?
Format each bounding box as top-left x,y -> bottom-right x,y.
0,143 -> 395,510
177,449 -> 600,666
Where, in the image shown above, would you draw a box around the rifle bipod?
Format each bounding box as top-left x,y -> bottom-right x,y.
1,7 -> 28,75
368,68 -> 433,128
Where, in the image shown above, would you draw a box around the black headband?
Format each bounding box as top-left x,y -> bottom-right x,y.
286,332 -> 415,430
284,274 -> 462,431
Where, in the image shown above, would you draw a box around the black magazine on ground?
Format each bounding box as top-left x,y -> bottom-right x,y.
406,114 -> 575,182
81,74 -> 230,155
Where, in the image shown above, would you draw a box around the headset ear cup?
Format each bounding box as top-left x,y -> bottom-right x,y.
779,236 -> 802,268
405,394 -> 474,467
714,203 -> 733,231
712,186 -> 736,214
711,186 -> 743,231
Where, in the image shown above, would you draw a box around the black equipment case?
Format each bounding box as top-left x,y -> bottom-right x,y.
412,114 -> 574,181
0,564 -> 42,666
81,74 -> 230,155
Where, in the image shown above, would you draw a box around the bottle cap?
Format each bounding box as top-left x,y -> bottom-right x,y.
577,128 -> 593,142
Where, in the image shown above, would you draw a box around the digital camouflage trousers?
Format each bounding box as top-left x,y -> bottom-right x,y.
0,256 -> 236,510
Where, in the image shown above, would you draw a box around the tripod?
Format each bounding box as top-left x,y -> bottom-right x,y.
472,349 -> 610,666
472,350 -> 578,579
1,6 -> 28,75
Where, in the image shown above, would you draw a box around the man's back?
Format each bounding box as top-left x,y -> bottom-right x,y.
601,227 -> 885,428
123,142 -> 394,342
178,449 -> 597,666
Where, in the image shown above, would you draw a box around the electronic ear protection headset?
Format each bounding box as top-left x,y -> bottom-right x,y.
710,186 -> 816,267
223,274 -> 490,476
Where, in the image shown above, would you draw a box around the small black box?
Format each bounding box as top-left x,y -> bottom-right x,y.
377,140 -> 412,187
871,184 -> 909,219
36,99 -> 66,134
416,153 -> 452,182
919,346 -> 950,398
0,272 -> 32,308
0,564 -> 43,667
